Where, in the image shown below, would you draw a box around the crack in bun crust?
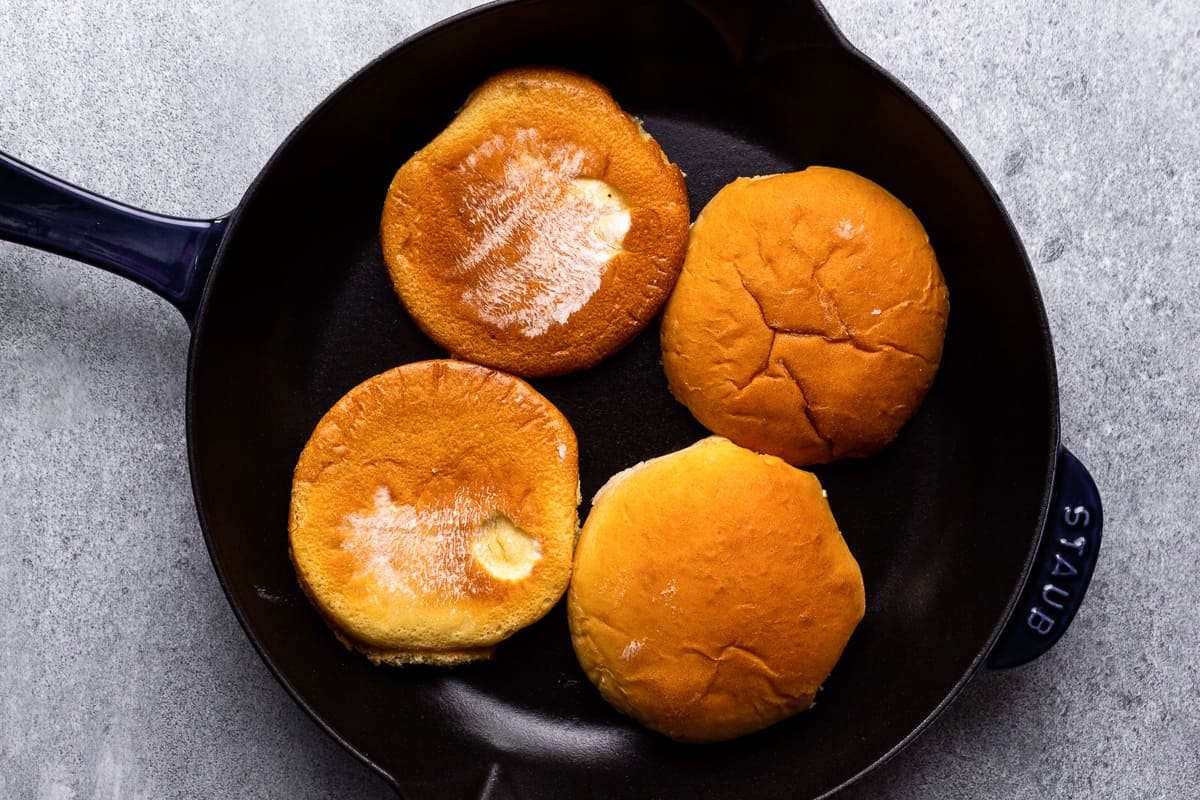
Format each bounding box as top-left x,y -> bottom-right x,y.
568,437 -> 866,743
660,167 -> 950,465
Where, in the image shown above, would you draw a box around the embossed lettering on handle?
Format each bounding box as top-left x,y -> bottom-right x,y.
987,448 -> 1104,669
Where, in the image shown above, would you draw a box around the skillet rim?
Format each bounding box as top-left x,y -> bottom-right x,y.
784,3 -> 1063,796
182,0 -> 1062,795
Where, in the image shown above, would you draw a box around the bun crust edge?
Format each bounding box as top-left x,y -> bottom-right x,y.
568,436 -> 865,742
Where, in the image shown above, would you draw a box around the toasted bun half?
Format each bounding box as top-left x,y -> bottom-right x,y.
381,67 -> 690,377
289,360 -> 579,666
661,167 -> 949,465
568,436 -> 865,743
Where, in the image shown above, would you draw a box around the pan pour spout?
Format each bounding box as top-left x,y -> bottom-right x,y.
687,0 -> 844,66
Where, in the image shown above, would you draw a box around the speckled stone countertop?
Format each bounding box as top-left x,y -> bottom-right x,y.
2,1 -> 1197,798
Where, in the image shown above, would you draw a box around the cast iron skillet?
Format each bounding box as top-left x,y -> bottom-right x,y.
0,0 -> 1104,797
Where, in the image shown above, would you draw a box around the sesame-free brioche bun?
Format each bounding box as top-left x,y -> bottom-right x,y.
288,360 -> 579,666
568,436 -> 865,743
381,67 -> 690,377
661,167 -> 949,465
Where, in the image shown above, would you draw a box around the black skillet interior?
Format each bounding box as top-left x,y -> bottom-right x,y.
188,1 -> 1057,797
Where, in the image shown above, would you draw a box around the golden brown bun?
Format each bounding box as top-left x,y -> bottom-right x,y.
661,167 -> 949,465
289,360 -> 579,666
568,436 -> 865,743
381,67 -> 690,377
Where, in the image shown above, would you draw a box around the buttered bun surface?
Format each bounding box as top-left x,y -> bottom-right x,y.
381,67 -> 690,377
661,167 -> 949,465
288,359 -> 579,666
568,436 -> 865,743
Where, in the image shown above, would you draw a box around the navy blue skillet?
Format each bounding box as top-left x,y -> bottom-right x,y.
0,1 -> 1102,797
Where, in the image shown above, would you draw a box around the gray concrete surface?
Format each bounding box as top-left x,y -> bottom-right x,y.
1,0 -> 1196,798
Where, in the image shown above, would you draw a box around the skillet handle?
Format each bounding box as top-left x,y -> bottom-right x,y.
0,150 -> 227,325
986,447 -> 1103,668
688,0 -> 844,63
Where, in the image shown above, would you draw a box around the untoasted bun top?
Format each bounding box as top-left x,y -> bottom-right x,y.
381,67 -> 690,377
661,167 -> 949,465
288,360 -> 579,665
568,436 -> 865,743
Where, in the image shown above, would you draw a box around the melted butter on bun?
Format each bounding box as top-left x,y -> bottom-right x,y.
381,67 -> 690,377
289,360 -> 579,666
471,513 -> 542,582
453,128 -> 632,337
